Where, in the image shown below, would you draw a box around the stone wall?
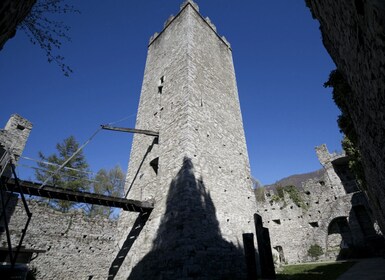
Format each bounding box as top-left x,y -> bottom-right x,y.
0,114 -> 32,178
0,0 -> 35,49
0,114 -> 121,279
0,198 -> 118,280
257,145 -> 382,264
116,1 -> 256,279
0,114 -> 33,161
305,0 -> 385,233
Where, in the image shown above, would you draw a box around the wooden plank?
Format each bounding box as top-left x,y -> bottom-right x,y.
101,125 -> 159,137
3,179 -> 154,213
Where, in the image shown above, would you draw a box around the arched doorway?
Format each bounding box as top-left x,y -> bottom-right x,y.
326,216 -> 353,259
273,246 -> 285,264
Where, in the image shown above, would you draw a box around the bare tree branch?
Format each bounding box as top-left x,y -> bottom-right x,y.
19,0 -> 80,76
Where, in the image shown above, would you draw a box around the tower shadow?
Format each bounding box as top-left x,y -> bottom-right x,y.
128,157 -> 246,280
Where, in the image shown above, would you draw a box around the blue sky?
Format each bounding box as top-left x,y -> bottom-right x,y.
0,0 -> 341,185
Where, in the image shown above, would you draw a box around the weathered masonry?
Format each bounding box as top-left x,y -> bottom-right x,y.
1,197 -> 119,279
305,0 -> 385,234
257,145 -> 383,264
0,114 -> 32,166
0,115 -> 153,279
116,1 -> 257,279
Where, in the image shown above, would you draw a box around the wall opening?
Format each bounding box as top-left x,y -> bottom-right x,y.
309,222 -> 319,228
158,75 -> 165,94
353,205 -> 377,237
273,246 -> 285,263
327,216 -> 353,258
150,157 -> 159,175
272,219 -> 281,225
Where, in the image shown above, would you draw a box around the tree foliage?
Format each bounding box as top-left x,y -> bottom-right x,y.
254,187 -> 266,202
268,185 -> 308,210
252,178 -> 266,202
88,166 -> 125,218
324,70 -> 356,140
36,136 -> 90,212
307,244 -> 323,260
341,136 -> 366,189
324,70 -> 366,189
18,0 -> 79,76
285,185 -> 307,209
35,136 -> 126,218
276,184 -> 285,199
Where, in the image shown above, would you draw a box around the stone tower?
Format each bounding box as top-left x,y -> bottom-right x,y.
116,1 -> 257,279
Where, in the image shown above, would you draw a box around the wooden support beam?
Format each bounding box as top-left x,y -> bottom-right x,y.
101,125 -> 159,137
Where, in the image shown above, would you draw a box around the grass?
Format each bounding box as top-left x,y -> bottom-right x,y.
277,261 -> 356,280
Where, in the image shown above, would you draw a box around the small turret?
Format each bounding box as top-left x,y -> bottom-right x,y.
0,114 -> 32,176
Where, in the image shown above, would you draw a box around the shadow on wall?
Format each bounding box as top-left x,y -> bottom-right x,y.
0,190 -> 18,242
128,157 -> 247,280
326,192 -> 385,260
108,211 -> 151,280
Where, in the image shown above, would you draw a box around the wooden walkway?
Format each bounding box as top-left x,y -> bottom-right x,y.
3,178 -> 154,213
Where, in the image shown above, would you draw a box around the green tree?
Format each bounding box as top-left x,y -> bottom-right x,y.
341,135 -> 366,189
324,69 -> 366,189
35,135 -> 90,212
88,165 -> 125,218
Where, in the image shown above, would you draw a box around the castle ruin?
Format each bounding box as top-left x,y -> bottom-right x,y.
257,144 -> 383,264
306,0 -> 385,234
1,0 -> 385,279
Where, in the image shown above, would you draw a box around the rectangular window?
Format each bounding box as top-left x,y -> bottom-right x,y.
158,76 -> 165,94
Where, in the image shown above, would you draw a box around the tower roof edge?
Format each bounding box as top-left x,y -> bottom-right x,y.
180,0 -> 199,11
148,0 -> 231,50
